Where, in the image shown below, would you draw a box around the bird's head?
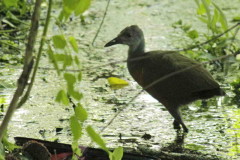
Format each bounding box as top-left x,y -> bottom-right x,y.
104,25 -> 144,48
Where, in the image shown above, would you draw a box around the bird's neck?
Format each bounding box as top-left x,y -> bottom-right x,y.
128,39 -> 145,59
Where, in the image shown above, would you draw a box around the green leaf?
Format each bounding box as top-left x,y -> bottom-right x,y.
69,36 -> 79,52
75,0 -> 91,16
63,0 -> 80,10
210,8 -> 219,32
64,73 -> 76,85
71,141 -> 82,156
55,90 -> 69,105
58,8 -> 72,22
2,131 -> 19,152
0,97 -> 6,104
64,55 -> 73,67
69,89 -> 83,100
70,115 -> 82,140
112,147 -> 123,160
86,126 -> 108,152
201,0 -> 212,27
52,35 -> 67,49
75,103 -> 88,122
107,77 -> 129,89
0,142 -> 5,160
3,0 -> 18,7
74,56 -> 80,66
212,2 -> 228,31
232,16 -> 240,22
55,54 -> 66,62
187,30 -> 199,39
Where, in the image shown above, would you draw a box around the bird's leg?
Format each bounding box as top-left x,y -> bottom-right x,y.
173,119 -> 181,130
166,106 -> 189,133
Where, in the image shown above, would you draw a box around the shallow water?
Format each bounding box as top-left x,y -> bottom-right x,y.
0,0 -> 240,159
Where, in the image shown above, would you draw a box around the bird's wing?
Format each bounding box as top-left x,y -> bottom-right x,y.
141,51 -> 220,95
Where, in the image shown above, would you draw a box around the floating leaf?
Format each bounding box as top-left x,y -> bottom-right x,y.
75,103 -> 88,122
70,115 -> 82,140
86,126 -> 108,152
52,35 -> 67,49
107,77 -> 129,89
69,36 -> 79,52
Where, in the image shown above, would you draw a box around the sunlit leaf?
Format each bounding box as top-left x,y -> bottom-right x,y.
2,130 -> 19,152
63,0 -> 79,10
232,16 -> 240,22
2,18 -> 16,28
55,90 -> 69,105
69,89 -> 83,100
64,73 -> 76,85
75,103 -> 88,122
74,56 -> 80,66
3,0 -> 18,7
71,141 -> 82,156
69,36 -> 79,52
201,0 -> 212,27
0,97 -> 6,104
112,147 -> 123,160
107,77 -> 129,89
58,7 -> 72,22
236,54 -> 240,61
55,54 -> 66,62
212,2 -> 228,31
52,35 -> 67,49
86,126 -> 108,152
64,55 -> 73,67
70,116 -> 82,140
210,8 -> 219,32
75,0 -> 91,16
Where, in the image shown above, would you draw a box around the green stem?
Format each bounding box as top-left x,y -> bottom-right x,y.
0,0 -> 42,140
18,0 -> 53,108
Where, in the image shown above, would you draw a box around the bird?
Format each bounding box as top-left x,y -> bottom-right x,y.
104,25 -> 225,132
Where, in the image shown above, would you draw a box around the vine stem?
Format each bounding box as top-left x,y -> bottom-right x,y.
91,0 -> 111,46
18,0 -> 53,108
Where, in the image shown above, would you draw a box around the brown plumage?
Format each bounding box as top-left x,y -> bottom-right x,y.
105,25 -> 225,132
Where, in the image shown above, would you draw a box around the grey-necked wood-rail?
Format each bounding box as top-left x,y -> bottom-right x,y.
104,25 -> 225,132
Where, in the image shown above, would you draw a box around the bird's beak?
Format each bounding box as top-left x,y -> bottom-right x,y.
104,37 -> 120,47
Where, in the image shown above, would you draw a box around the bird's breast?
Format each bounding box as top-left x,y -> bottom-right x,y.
127,61 -> 144,86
